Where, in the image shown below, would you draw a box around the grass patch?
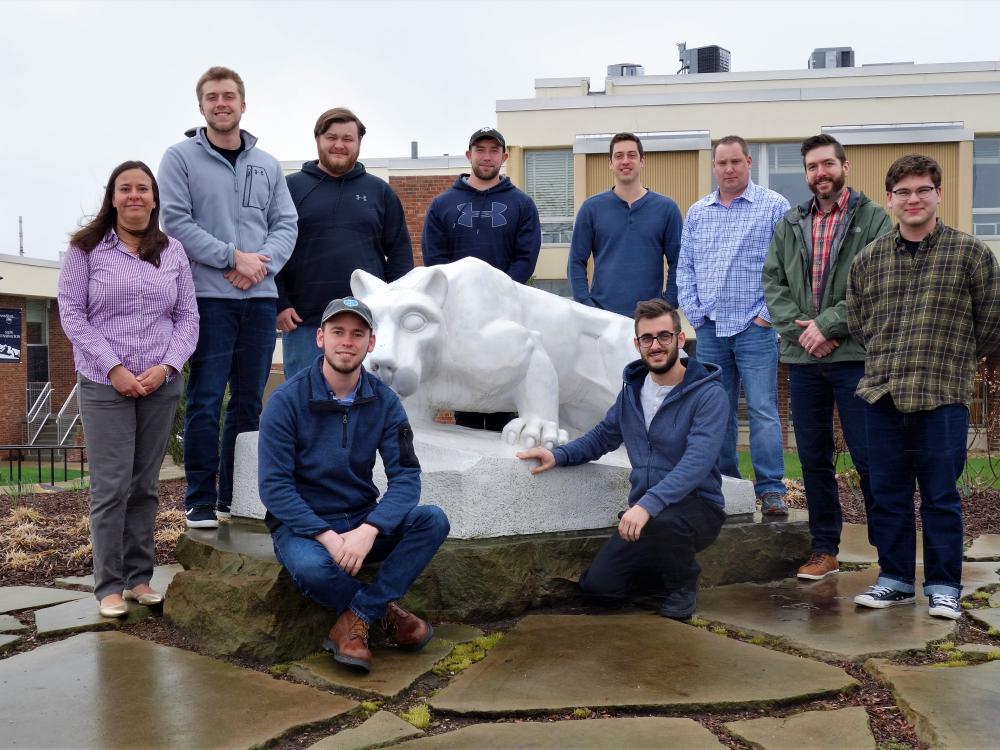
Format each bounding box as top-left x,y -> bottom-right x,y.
399,704 -> 430,730
571,708 -> 592,719
0,466 -> 87,486
432,632 -> 504,675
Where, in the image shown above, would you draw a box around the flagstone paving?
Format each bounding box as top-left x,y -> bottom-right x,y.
838,523 -> 923,564
955,642 -> 1000,658
428,613 -> 855,714
54,563 -> 183,592
0,631 -> 356,749
966,533 -> 1000,560
309,710 -> 424,749
697,563 -> 1000,661
34,596 -> 158,637
0,614 -> 29,632
967,606 -> 1000,631
395,717 -> 725,748
0,633 -> 22,651
289,624 -> 483,698
0,585 -> 90,614
723,706 -> 875,749
867,657 -> 1000,749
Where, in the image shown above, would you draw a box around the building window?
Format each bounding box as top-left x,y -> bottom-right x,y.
525,150 -> 574,244
528,278 -> 572,298
711,142 -> 810,206
26,299 -> 48,383
973,137 -> 1000,238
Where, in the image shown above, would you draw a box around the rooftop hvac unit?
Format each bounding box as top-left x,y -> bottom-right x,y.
809,47 -> 856,69
677,43 -> 731,74
607,63 -> 644,77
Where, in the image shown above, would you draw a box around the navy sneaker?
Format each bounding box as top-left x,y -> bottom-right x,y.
186,506 -> 219,529
854,584 -> 915,609
928,594 -> 962,620
660,588 -> 697,620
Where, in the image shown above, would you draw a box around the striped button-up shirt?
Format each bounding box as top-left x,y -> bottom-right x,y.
57,231 -> 200,385
847,221 -> 1000,412
678,181 -> 790,336
810,187 -> 850,312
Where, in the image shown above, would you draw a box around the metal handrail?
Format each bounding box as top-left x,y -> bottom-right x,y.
56,382 -> 81,445
0,443 -> 87,488
25,382 -> 52,444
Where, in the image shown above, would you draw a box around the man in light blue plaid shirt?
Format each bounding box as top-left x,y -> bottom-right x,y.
678,135 -> 790,514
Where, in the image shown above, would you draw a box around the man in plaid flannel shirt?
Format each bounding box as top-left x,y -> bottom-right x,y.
847,154 -> 1000,620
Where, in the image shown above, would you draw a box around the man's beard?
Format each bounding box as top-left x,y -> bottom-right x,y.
325,353 -> 363,375
810,173 -> 846,200
319,152 -> 358,177
472,163 -> 501,181
643,346 -> 679,375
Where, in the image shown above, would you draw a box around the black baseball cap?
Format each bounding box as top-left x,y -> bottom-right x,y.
320,297 -> 374,329
469,127 -> 506,151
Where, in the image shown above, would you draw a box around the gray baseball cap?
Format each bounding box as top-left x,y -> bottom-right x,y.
469,127 -> 506,151
320,297 -> 374,329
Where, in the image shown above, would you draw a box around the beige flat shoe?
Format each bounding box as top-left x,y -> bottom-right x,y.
124,588 -> 163,606
99,600 -> 128,618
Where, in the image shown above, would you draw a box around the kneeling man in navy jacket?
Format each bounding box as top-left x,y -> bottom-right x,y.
519,299 -> 727,619
259,297 -> 449,672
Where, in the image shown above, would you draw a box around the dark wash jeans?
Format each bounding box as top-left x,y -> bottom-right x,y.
184,297 -> 276,512
865,396 -> 967,597
788,361 -> 874,556
580,496 -> 726,599
271,505 -> 450,623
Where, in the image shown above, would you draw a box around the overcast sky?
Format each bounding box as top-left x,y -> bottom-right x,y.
1,0 -> 998,260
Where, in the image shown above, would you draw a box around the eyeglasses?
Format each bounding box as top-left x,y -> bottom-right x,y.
637,331 -> 679,348
890,186 -> 937,200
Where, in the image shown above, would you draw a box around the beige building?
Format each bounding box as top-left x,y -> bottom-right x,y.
496,59 -> 1000,295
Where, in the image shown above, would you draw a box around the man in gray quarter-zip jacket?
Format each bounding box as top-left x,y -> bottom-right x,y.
158,65 -> 298,531
763,134 -> 891,583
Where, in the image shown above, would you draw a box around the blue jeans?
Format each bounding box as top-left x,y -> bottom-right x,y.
282,324 -> 320,380
184,297 -> 277,512
865,397 -> 967,598
694,320 -> 785,496
271,505 -> 450,623
789,362 -> 873,556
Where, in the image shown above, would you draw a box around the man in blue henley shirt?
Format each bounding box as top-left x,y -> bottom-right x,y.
568,132 -> 683,315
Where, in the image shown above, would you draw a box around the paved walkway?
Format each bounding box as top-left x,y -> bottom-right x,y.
2,526 -> 1000,748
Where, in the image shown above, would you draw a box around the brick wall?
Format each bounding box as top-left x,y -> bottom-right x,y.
389,174 -> 456,267
0,295 -> 28,444
48,300 -> 76,412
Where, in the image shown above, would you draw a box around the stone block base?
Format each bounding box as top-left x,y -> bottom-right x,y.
164,513 -> 809,663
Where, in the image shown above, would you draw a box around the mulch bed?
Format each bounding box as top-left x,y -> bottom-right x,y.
4,476 -> 1000,749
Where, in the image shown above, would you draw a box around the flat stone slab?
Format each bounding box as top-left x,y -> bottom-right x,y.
966,533 -> 1000,561
395,717 -> 725,748
34,596 -> 157,637
0,586 -> 90,614
0,614 -> 28,632
967,606 -> 1000,631
233,425 -> 757,538
310,711 -> 423,749
429,613 -> 855,714
0,633 -> 22,651
955,643 -> 1000,657
0,631 -> 355,749
838,523 -> 922,564
54,563 -> 183,592
867,657 -> 1000,749
724,706 -> 875,749
289,633 -> 457,698
697,563 -> 1000,661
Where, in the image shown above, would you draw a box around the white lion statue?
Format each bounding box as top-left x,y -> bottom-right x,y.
351,257 -> 645,449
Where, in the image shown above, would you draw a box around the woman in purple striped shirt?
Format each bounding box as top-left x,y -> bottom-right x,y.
57,161 -> 199,618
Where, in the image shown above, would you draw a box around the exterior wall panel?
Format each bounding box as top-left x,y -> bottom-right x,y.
584,151 -> 701,215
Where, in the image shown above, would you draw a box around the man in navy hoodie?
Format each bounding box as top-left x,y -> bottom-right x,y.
259,297 -> 449,673
423,127 -> 541,431
518,299 -> 727,619
277,107 -> 413,379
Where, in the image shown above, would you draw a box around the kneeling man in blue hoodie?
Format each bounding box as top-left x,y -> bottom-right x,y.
518,299 -> 728,619
259,297 -> 449,672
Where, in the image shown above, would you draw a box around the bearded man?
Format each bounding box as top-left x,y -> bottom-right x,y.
276,108 -> 414,379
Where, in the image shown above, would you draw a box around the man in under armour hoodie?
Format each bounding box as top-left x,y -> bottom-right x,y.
276,107 -> 413,379
519,299 -> 728,620
158,66 -> 298,529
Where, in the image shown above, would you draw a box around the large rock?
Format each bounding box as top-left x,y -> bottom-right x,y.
166,515 -> 809,662
231,423 -> 757,537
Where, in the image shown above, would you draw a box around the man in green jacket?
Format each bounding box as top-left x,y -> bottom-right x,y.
763,134 -> 891,581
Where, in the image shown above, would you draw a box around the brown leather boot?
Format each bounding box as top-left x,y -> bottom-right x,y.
322,609 -> 372,672
381,602 -> 434,652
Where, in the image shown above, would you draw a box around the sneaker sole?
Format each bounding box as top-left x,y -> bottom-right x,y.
797,569 -> 839,581
395,624 -> 434,652
322,638 -> 372,672
854,596 -> 915,609
928,607 -> 961,620
186,519 -> 219,529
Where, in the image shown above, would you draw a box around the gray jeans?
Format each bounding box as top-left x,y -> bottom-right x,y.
79,375 -> 182,600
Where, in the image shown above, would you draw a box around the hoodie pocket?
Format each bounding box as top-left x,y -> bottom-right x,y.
243,165 -> 272,211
